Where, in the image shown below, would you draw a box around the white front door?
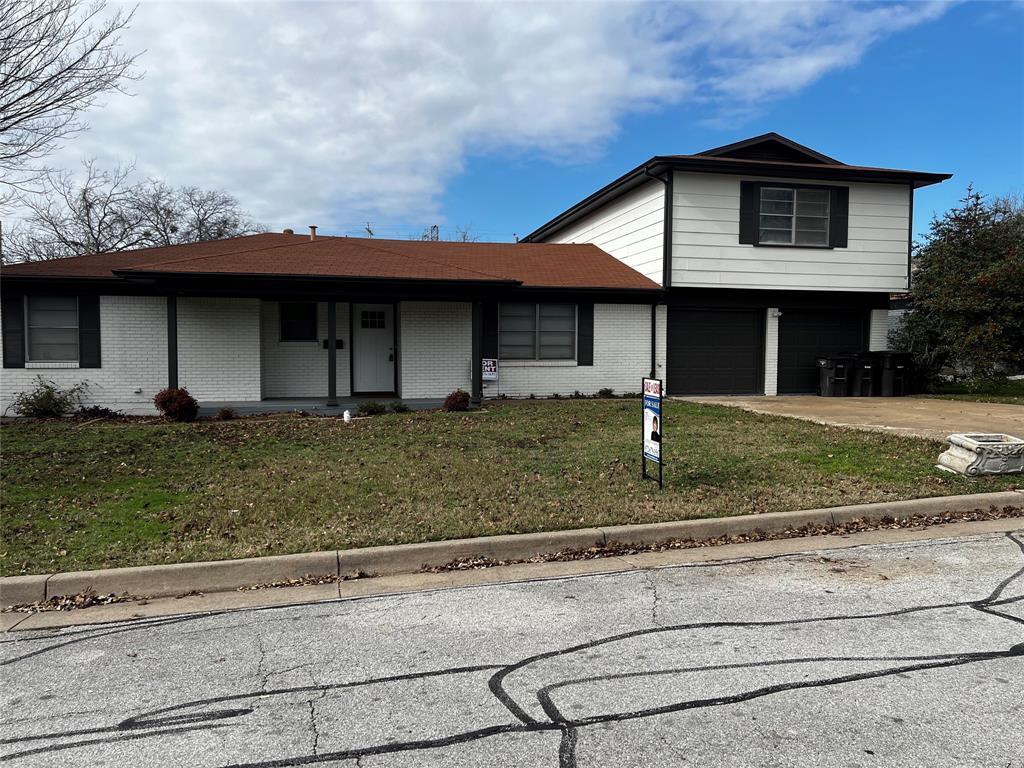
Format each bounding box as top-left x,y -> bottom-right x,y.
353,303 -> 395,393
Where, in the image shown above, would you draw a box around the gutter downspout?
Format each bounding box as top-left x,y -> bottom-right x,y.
643,166 -> 671,381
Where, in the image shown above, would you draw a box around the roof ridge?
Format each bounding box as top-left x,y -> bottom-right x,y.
115,237 -> 309,271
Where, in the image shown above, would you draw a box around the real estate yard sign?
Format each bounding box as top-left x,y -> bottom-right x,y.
642,377 -> 663,489
482,358 -> 498,381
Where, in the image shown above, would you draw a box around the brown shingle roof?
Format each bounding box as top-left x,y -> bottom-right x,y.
2,234 -> 660,291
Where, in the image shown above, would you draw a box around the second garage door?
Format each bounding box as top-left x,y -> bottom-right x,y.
778,309 -> 867,394
667,308 -> 763,395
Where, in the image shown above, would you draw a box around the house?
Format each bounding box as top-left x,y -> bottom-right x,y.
522,133 -> 950,395
0,233 -> 662,414
0,132 -> 951,414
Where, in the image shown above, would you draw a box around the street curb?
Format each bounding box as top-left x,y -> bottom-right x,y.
3,490 -> 1022,609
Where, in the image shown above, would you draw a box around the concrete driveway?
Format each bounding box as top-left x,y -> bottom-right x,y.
681,395 -> 1024,441
1,531 -> 1022,767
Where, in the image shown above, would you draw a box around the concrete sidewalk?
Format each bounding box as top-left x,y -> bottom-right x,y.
681,395 -> 1024,441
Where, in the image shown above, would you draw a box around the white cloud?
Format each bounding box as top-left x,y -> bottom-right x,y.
45,0 -> 949,235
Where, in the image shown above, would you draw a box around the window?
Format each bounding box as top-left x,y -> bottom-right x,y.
279,302 -> 318,341
499,303 -> 576,360
759,186 -> 830,246
360,310 -> 386,329
26,296 -> 78,361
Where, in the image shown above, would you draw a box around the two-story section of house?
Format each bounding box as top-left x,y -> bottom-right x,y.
523,133 -> 950,396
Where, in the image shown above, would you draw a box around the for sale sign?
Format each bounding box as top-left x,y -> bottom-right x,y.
642,377 -> 663,488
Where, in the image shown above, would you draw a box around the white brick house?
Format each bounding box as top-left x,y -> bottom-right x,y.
523,133 -> 950,396
1,234 -> 663,414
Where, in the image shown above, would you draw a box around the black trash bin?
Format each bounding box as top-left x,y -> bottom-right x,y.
880,352 -> 912,397
850,352 -> 880,397
817,356 -> 852,396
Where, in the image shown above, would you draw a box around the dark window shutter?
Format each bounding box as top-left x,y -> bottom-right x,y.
481,301 -> 499,359
739,181 -> 759,244
2,294 -> 25,368
78,295 -> 101,368
576,302 -> 594,366
829,186 -> 850,248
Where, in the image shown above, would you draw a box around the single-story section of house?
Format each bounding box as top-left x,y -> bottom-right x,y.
1,231 -> 665,414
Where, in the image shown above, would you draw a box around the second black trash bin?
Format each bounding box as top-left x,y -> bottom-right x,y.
850,352 -> 880,397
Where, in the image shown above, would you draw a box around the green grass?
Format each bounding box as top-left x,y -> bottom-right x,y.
2,400 -> 1018,576
914,379 -> 1024,406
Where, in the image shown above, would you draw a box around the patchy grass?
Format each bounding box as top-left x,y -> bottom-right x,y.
914,379 -> 1024,406
2,400 -> 1018,576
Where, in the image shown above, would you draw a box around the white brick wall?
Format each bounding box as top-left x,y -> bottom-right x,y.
484,303 -> 655,398
1,295 -> 168,415
869,308 -> 890,352
399,301 -> 473,398
260,301 -> 350,398
764,307 -> 780,396
177,297 -> 261,401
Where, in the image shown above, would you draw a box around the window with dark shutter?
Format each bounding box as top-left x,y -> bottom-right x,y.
279,302 -> 318,341
740,182 -> 849,249
498,303 -> 577,361
27,296 -> 79,361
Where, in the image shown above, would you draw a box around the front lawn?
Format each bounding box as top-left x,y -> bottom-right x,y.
1,400 -> 1017,576
914,379 -> 1024,406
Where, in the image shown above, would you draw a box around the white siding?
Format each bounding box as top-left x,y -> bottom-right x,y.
1,295 -> 168,415
177,297 -> 261,401
545,181 -> 665,284
671,172 -> 910,292
764,308 -> 780,396
484,303 -> 655,398
260,301 -> 350,398
869,308 -> 890,352
399,301 -> 473,399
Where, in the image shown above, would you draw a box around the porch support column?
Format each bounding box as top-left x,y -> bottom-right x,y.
471,300 -> 483,405
166,295 -> 178,389
326,301 -> 338,406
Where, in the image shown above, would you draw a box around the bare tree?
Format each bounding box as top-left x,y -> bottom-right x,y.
0,0 -> 141,205
6,159 -> 146,261
2,161 -> 262,262
415,224 -> 479,242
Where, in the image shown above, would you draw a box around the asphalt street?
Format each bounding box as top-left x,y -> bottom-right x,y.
1,531 -> 1022,767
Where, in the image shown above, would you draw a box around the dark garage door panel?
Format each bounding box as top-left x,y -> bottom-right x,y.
778,309 -> 867,394
668,308 -> 763,395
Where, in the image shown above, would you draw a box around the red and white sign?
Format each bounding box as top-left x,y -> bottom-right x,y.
643,378 -> 661,397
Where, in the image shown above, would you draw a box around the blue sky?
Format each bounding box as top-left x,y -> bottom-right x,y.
444,1 -> 1024,243
37,1 -> 1024,245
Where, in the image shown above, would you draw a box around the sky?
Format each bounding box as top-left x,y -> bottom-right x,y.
36,0 -> 1024,244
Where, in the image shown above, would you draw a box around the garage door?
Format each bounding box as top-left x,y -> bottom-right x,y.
778,309 -> 867,394
667,308 -> 763,395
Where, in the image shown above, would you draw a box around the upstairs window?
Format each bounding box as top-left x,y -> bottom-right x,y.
279,302 -> 318,341
499,303 -> 577,360
758,186 -> 830,246
27,296 -> 79,361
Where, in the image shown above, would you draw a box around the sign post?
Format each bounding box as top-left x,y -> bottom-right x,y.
641,377 -> 663,489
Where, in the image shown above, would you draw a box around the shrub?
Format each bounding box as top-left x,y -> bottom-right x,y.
597,387 -> 615,398
153,387 -> 199,422
389,400 -> 410,413
9,377 -> 89,417
358,400 -> 387,416
216,407 -> 239,421
76,404 -> 122,419
442,389 -> 471,412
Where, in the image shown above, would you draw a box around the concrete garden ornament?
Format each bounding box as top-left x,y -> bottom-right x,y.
937,433 -> 1024,476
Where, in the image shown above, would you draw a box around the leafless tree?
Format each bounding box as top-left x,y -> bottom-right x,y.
2,161 -> 261,262
0,0 -> 141,206
415,224 -> 479,242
